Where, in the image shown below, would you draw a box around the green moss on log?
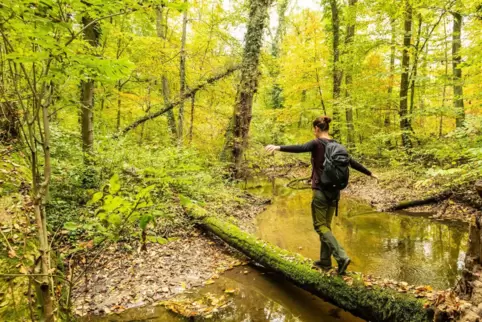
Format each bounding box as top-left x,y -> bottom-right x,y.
184,201 -> 434,322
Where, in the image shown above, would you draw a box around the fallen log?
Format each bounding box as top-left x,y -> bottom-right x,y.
384,190 -> 452,212
117,65 -> 240,137
181,198 -> 436,322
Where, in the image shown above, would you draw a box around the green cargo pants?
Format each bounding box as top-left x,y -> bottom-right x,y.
311,189 -> 348,269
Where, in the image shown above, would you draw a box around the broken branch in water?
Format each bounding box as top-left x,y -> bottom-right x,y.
384,190 -> 453,212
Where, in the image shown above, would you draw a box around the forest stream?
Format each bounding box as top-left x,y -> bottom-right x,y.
83,179 -> 468,322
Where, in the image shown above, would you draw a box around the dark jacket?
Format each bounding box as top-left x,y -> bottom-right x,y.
279,138 -> 372,190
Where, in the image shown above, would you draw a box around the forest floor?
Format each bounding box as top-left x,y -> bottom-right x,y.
71,193 -> 268,317
71,232 -> 245,316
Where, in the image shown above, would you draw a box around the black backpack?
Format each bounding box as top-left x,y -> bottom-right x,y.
318,139 -> 350,191
317,139 -> 350,216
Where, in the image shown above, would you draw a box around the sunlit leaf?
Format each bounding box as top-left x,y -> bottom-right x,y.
109,174 -> 121,194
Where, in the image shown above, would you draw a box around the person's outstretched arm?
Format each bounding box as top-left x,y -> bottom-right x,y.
265,140 -> 316,153
350,158 -> 379,181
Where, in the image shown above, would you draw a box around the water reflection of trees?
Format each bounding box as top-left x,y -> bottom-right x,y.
337,210 -> 467,289
253,180 -> 468,289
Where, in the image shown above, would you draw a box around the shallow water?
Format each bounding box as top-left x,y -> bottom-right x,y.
251,178 -> 468,289
83,266 -> 363,322
85,178 -> 468,321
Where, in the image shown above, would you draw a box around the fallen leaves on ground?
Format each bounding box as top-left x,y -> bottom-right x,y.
71,231 -> 247,316
349,272 -> 467,319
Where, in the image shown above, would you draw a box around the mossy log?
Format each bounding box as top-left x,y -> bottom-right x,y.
183,200 -> 435,322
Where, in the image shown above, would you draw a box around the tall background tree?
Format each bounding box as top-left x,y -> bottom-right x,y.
231,0 -> 272,176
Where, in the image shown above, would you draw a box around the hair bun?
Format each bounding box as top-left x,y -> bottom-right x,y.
323,116 -> 332,124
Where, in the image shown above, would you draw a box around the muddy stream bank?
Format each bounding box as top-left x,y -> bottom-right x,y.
84,178 -> 468,321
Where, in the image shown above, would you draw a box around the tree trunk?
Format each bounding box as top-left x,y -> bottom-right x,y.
344,0 -> 357,150
0,102 -> 19,141
329,0 -> 342,140
270,0 -> 288,109
452,12 -> 465,128
183,202 -> 436,322
399,0 -> 413,150
140,85 -> 152,143
409,14 -> 423,128
386,18 -> 396,130
231,0 -> 271,177
156,6 -> 178,139
189,92 -> 195,144
440,17 -> 449,138
116,80 -> 122,132
80,16 -> 99,155
178,0 -> 188,145
37,101 -> 54,321
26,89 -> 55,321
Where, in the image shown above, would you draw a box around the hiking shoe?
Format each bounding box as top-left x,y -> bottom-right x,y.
313,260 -> 332,272
337,258 -> 351,275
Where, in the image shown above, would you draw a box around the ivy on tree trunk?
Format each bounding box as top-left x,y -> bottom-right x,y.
231,0 -> 271,177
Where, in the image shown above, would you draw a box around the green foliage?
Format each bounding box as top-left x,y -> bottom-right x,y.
63,174 -> 158,246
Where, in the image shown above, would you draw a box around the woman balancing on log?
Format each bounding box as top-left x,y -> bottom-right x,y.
265,116 -> 378,275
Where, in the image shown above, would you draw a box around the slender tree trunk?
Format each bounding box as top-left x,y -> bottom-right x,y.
80,16 -> 99,155
386,18 -> 396,129
114,27 -> 129,134
344,0 -> 357,149
156,6 -> 178,139
116,80 -> 122,132
37,99 -> 54,322
409,14 -> 423,129
140,85 -> 152,142
452,12 -> 465,128
315,69 -> 327,115
313,26 -> 327,114
399,0 -> 413,150
418,41 -> 429,126
329,0 -> 342,139
440,17 -> 449,138
178,0 -> 188,145
270,0 -> 288,109
231,0 -> 271,177
189,92 -> 195,144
